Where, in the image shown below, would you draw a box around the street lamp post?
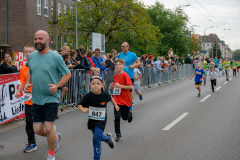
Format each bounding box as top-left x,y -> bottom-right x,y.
174,4 -> 190,54
203,26 -> 214,57
73,0 -> 80,49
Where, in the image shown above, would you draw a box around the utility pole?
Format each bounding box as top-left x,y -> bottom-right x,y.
212,42 -> 213,58
216,42 -> 217,58
53,0 -> 58,50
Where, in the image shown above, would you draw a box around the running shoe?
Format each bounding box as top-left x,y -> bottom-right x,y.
106,133 -> 115,149
55,133 -> 62,153
198,94 -> 201,97
115,134 -> 122,142
128,110 -> 133,123
23,143 -> 37,153
46,154 -> 55,160
139,94 -> 143,100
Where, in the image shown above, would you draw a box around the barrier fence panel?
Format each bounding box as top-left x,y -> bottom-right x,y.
59,64 -> 196,110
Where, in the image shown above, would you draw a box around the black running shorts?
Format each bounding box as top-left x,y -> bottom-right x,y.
32,103 -> 59,123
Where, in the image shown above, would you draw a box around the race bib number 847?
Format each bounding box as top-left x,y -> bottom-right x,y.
88,106 -> 106,121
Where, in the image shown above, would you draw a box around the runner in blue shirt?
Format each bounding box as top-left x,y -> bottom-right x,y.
118,42 -> 141,122
190,62 -> 205,97
213,57 -> 219,68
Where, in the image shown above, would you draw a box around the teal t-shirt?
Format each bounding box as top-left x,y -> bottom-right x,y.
28,50 -> 70,105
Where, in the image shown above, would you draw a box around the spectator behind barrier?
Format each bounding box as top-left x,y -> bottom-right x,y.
91,48 -> 104,75
76,49 -> 91,70
86,50 -> 95,75
185,54 -> 192,64
146,55 -> 154,67
69,50 -> 78,65
0,53 -> 18,75
62,53 -> 80,69
112,49 -> 119,60
59,45 -> 70,55
105,53 -> 115,70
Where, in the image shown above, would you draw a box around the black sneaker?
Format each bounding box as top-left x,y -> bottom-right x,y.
115,134 -> 121,142
128,110 -> 133,123
198,94 -> 201,97
106,133 -> 115,149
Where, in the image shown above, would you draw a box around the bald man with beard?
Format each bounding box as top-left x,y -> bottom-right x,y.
24,30 -> 71,160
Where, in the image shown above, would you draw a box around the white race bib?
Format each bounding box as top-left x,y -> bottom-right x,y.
226,64 -> 229,66
21,93 -> 32,102
113,87 -> 121,95
88,107 -> 106,121
233,66 -> 236,68
210,71 -> 216,76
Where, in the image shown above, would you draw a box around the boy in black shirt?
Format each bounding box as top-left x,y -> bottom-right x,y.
77,74 -> 119,160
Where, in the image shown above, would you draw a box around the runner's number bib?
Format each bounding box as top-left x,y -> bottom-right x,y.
113,87 -> 121,95
21,93 -> 32,102
88,106 -> 106,121
210,71 -> 216,76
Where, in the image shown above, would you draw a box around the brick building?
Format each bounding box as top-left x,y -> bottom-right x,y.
0,0 -> 74,53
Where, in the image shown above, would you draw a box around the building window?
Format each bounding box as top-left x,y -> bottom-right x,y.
44,0 -> 49,17
51,0 -> 53,14
64,37 -> 67,45
207,44 -> 209,46
64,4 -> 67,14
37,0 -> 41,15
58,2 -> 62,16
70,6 -> 73,15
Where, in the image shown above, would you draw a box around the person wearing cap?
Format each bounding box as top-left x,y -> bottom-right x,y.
77,74 -> 119,160
146,55 -> 154,67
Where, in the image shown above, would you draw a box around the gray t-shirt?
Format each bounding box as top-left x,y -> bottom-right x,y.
28,50 -> 70,105
134,68 -> 141,84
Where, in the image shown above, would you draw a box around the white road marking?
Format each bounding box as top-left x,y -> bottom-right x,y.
215,86 -> 222,91
199,94 -> 211,102
229,78 -> 232,80
223,82 -> 228,84
162,113 -> 189,131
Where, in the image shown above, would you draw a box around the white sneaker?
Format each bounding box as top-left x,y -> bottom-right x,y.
46,154 -> 55,160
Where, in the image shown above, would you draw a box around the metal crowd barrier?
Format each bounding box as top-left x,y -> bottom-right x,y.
59,64 -> 195,110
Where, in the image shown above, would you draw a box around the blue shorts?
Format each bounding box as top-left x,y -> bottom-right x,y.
32,103 -> 59,123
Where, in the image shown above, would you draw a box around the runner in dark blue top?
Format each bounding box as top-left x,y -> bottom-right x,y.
190,62 -> 205,97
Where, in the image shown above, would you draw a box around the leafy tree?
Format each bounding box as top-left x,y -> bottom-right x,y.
50,0 -> 160,56
233,49 -> 240,60
147,2 -> 193,57
208,41 -> 222,59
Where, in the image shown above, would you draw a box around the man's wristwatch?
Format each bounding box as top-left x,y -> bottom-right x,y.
57,84 -> 61,90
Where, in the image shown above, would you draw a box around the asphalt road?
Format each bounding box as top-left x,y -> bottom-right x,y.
1,70 -> 240,160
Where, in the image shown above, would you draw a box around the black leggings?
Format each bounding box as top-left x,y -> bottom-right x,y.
233,69 -> 236,77
211,79 -> 216,91
25,104 -> 36,144
114,105 -> 130,136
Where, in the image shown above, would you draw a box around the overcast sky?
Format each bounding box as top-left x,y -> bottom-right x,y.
141,0 -> 240,50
